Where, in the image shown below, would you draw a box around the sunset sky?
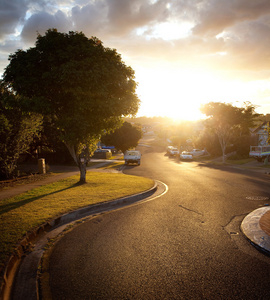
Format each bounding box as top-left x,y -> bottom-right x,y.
1,0 -> 270,120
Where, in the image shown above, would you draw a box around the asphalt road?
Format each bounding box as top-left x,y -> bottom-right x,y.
49,137 -> 270,299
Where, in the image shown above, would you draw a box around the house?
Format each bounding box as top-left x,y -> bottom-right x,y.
250,122 -> 270,146
249,122 -> 270,161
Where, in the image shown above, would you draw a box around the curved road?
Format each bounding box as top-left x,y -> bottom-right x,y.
49,137 -> 270,299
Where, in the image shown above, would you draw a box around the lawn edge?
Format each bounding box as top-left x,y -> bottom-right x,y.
0,180 -> 158,300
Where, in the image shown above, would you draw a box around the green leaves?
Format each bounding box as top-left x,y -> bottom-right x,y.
3,29 -> 140,181
101,121 -> 142,153
200,101 -> 260,159
0,85 -> 43,179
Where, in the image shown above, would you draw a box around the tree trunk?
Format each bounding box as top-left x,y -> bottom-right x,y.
222,149 -> 226,163
64,142 -> 90,184
217,134 -> 227,164
79,160 -> 87,183
64,143 -> 85,183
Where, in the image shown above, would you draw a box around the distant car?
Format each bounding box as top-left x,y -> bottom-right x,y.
180,151 -> 193,160
93,148 -> 112,159
168,147 -> 179,156
167,146 -> 173,153
102,146 -> 116,154
94,148 -> 111,154
124,150 -> 141,165
190,149 -> 205,156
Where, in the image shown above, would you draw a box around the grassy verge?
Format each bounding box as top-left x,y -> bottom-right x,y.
110,154 -> 124,160
0,172 -> 154,273
97,161 -> 124,170
226,158 -> 254,165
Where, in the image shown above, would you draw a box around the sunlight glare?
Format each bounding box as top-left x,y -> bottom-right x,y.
151,21 -> 193,40
135,67 -> 270,121
136,20 -> 193,41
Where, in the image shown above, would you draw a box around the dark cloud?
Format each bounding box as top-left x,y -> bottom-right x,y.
1,0 -> 270,79
71,2 -> 108,37
193,0 -> 270,36
20,10 -> 72,43
0,0 -> 29,40
106,0 -> 169,33
71,0 -> 170,37
219,17 -> 270,71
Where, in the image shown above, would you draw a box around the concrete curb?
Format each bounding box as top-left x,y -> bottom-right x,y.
241,207 -> 270,256
1,181 -> 162,300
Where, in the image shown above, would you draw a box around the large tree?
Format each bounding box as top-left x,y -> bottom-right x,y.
0,83 -> 43,179
101,121 -> 142,153
3,29 -> 139,182
200,102 -> 259,162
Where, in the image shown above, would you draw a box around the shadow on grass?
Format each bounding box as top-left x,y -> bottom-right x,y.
0,181 -> 84,216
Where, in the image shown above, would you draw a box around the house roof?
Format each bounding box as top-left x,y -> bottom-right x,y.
252,122 -> 269,134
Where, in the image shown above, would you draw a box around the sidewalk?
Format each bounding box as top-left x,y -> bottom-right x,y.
231,160 -> 270,255
241,207 -> 270,255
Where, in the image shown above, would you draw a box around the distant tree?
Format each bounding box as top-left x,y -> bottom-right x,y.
0,84 -> 43,179
200,102 -> 259,162
101,121 -> 142,153
3,29 -> 139,183
169,122 -> 194,151
238,102 -> 261,135
194,129 -> 221,156
259,114 -> 270,122
267,122 -> 270,145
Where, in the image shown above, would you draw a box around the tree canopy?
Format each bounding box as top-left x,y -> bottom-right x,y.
200,102 -> 260,162
3,29 -> 140,182
0,83 -> 43,179
101,121 -> 142,153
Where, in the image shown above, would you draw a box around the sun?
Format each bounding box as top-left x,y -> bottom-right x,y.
135,65 -> 267,121
135,67 -> 214,121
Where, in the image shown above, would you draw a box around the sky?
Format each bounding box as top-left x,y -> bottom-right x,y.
1,0 -> 270,121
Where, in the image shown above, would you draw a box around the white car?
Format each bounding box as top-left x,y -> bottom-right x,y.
180,151 -> 193,160
168,147 -> 179,156
124,150 -> 141,165
167,146 -> 174,154
190,149 -> 205,156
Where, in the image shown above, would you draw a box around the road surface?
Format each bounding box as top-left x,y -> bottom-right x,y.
49,137 -> 270,299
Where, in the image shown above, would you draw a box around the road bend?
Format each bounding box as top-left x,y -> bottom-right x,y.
48,141 -> 270,299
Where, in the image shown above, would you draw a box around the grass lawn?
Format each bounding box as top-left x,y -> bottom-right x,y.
97,161 -> 124,169
226,158 -> 255,165
0,172 -> 154,274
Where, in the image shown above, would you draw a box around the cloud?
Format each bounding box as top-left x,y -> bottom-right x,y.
71,0 -> 170,38
71,2 -> 108,37
219,17 -> 270,71
0,0 -> 29,40
106,0 -> 169,33
193,0 -> 270,36
1,0 -> 270,81
20,10 -> 72,44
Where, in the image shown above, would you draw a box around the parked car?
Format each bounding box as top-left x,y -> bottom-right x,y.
94,148 -> 111,154
168,147 -> 179,156
93,148 -> 112,159
102,145 -> 116,154
190,149 -> 205,156
124,150 -> 141,165
167,146 -> 174,154
180,151 -> 193,160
